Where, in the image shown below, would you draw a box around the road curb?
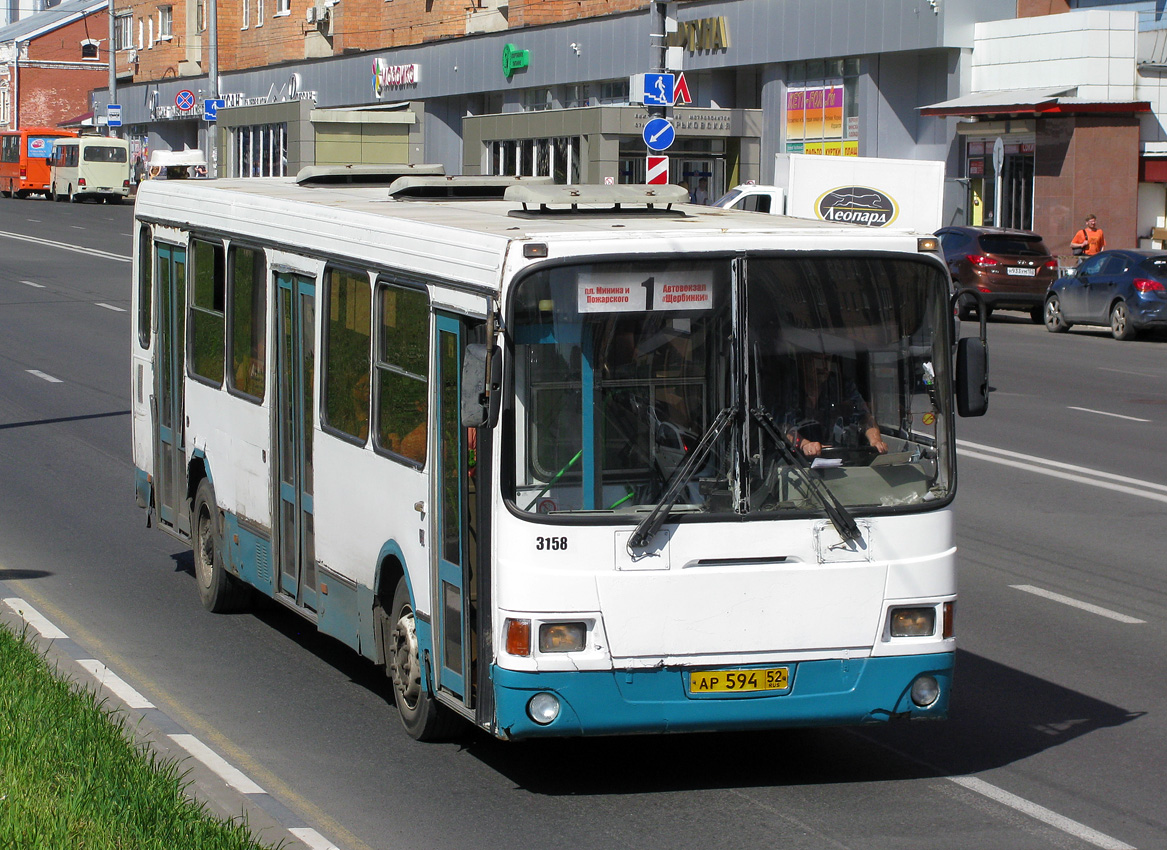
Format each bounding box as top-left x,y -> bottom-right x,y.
0,584 -> 340,850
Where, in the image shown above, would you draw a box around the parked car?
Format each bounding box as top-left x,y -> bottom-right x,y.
1044,249 -> 1167,340
936,226 -> 1059,323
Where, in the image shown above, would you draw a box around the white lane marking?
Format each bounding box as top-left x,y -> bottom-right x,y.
95,302 -> 126,312
2,597 -> 69,639
70,225 -> 86,230
950,776 -> 1135,850
0,228 -> 131,263
1067,406 -> 1151,423
26,370 -> 63,383
77,659 -> 156,709
1098,366 -> 1161,380
289,828 -> 342,850
958,440 -> 1167,501
168,734 -> 266,795
21,279 -> 45,288
1011,585 -> 1145,624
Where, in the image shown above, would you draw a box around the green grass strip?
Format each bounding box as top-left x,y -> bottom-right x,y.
0,624 -> 278,849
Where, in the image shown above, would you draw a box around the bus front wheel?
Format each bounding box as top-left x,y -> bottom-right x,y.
384,577 -> 461,741
192,479 -> 250,613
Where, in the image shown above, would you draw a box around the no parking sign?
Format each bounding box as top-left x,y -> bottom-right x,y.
175,90 -> 196,112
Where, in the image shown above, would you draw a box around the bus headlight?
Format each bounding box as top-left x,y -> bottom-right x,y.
889,607 -> 936,637
539,622 -> 586,652
911,675 -> 940,707
527,692 -> 561,725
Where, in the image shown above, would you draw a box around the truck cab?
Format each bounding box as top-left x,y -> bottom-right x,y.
712,183 -> 785,215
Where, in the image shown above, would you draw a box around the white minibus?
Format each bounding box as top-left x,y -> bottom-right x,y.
50,136 -> 131,203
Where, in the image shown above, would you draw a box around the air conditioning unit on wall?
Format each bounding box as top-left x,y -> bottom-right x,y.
305,6 -> 315,22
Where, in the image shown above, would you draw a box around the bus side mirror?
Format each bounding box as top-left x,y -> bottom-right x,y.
955,336 -> 989,417
461,343 -> 501,428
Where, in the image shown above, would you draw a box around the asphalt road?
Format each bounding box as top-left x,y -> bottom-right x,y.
1,195 -> 1164,850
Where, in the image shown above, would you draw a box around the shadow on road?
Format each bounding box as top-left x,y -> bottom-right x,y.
461,648 -> 1142,795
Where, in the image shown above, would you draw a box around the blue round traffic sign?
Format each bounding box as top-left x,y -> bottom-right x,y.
175,90 -> 196,111
643,117 -> 675,152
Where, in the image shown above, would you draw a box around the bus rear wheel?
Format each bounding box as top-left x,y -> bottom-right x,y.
192,479 -> 251,613
384,577 -> 461,741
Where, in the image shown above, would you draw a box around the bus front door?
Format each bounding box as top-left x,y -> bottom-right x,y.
432,314 -> 479,706
274,273 -> 317,611
155,243 -> 189,536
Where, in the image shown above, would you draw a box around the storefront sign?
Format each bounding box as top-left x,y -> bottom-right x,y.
503,43 -> 530,79
968,157 -> 984,177
373,59 -> 420,98
666,16 -> 730,53
815,186 -> 899,227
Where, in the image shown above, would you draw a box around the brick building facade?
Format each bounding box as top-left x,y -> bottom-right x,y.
0,0 -> 109,131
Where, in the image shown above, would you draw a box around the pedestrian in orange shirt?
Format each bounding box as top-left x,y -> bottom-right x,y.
1071,214 -> 1106,256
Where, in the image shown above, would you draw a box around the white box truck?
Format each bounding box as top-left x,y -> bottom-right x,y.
713,153 -> 946,234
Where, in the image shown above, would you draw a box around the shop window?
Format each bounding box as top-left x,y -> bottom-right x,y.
785,58 -> 860,157
490,137 -> 579,184
234,123 -> 288,177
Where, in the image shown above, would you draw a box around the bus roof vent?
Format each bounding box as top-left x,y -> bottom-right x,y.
387,174 -> 554,200
504,184 -> 689,215
295,163 -> 445,186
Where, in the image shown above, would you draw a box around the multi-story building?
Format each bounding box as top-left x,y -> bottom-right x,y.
1,0 -> 109,132
92,0 -> 1167,248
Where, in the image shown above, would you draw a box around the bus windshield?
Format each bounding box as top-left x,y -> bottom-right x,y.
509,255 -> 952,518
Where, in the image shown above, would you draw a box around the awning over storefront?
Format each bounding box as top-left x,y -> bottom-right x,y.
920,87 -> 1150,117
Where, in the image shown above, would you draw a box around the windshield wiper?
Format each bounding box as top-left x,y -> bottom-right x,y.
628,405 -> 734,550
750,408 -> 862,543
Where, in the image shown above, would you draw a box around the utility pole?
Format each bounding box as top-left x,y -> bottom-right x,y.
207,0 -> 219,174
107,2 -> 117,136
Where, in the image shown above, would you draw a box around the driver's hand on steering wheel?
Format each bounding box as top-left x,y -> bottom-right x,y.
866,427 -> 888,454
799,440 -> 823,458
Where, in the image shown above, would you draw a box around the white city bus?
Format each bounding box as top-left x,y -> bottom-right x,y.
130,171 -> 988,741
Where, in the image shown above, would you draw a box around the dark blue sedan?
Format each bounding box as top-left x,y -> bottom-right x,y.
1044,250 -> 1167,340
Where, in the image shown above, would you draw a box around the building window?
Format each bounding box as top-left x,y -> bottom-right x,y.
241,0 -> 249,28
1,88 -> 10,128
598,79 -> 629,105
233,123 -> 288,177
564,85 -> 592,108
276,0 -> 290,15
196,0 -> 206,32
115,13 -> 134,50
522,88 -> 553,112
159,6 -> 172,38
785,57 -> 860,157
81,39 -> 100,59
490,137 -> 580,184
256,0 -> 263,26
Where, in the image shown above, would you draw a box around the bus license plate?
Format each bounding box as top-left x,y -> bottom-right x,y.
1006,267 -> 1036,276
689,667 -> 789,693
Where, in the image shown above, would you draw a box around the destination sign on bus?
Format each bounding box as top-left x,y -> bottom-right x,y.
576,270 -> 714,313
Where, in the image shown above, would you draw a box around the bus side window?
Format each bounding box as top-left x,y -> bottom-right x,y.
374,281 -> 429,466
227,245 -> 266,400
322,266 -> 372,443
137,227 -> 152,349
189,237 -> 226,385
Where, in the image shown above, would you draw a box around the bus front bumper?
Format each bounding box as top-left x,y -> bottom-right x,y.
491,652 -> 953,739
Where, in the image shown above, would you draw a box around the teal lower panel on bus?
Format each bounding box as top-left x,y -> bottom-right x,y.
492,652 -> 953,739
222,513 -> 275,597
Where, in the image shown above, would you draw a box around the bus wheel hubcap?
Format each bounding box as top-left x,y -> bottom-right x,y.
390,613 -> 422,709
